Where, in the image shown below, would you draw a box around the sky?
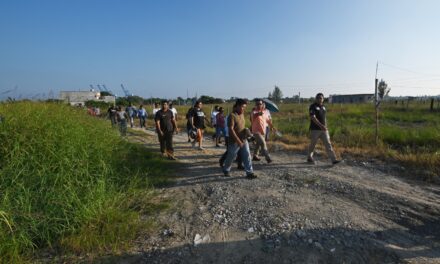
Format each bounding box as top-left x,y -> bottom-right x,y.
1,0 -> 440,100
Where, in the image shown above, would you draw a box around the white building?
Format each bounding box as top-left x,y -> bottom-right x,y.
59,90 -> 115,106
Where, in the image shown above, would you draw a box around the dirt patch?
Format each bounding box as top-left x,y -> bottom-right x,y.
101,128 -> 440,264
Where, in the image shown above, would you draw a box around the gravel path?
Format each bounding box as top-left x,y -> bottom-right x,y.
110,128 -> 440,264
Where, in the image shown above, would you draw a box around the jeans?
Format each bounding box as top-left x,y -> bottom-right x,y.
216,127 -> 227,138
119,119 -> 127,136
222,140 -> 253,175
139,116 -> 146,128
219,137 -> 242,167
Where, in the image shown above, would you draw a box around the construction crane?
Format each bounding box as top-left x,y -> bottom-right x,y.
96,84 -> 104,92
120,84 -> 133,97
102,84 -> 113,94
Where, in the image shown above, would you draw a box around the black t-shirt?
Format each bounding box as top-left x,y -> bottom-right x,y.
155,109 -> 174,133
309,103 -> 326,130
191,108 -> 205,129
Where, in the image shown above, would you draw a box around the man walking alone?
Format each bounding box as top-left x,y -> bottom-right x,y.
307,93 -> 341,165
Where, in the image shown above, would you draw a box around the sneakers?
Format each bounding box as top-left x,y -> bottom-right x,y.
168,156 -> 177,160
252,156 -> 261,161
307,158 -> 315,163
246,173 -> 257,179
198,146 -> 204,151
223,171 -> 231,177
215,144 -> 221,148
332,160 -> 342,165
266,157 -> 273,164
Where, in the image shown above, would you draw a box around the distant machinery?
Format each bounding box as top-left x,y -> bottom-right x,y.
120,84 -> 133,97
102,84 -> 113,95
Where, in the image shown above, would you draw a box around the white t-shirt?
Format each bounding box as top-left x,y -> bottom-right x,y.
211,111 -> 219,125
152,108 -> 160,116
171,108 -> 177,119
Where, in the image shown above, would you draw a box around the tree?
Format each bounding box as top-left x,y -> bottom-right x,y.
270,86 -> 283,103
377,79 -> 391,101
100,91 -> 113,96
374,79 -> 391,144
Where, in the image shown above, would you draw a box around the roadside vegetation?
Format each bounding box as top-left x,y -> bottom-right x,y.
0,101 -> 172,263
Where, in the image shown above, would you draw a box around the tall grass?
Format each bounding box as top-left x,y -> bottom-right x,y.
0,102 -> 171,262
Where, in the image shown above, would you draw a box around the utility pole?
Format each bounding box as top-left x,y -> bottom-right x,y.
375,61 -> 379,145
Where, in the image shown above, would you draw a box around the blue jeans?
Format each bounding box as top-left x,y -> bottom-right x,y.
139,116 -> 146,128
216,127 -> 226,137
222,140 -> 253,175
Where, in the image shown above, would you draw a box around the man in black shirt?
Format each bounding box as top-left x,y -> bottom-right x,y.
307,93 -> 341,164
155,101 -> 178,160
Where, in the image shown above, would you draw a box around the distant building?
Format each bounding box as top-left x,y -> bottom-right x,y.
329,94 -> 374,104
59,90 -> 115,106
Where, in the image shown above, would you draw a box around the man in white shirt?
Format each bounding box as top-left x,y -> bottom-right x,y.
152,102 -> 160,117
211,105 -> 219,141
169,102 -> 178,121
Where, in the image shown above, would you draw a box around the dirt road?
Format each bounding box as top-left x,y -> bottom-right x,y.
109,128 -> 440,264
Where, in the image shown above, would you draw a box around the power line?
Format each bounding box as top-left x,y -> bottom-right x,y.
379,61 -> 440,78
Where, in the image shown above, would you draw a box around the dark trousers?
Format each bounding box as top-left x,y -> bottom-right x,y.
158,131 -> 174,155
139,116 -> 146,128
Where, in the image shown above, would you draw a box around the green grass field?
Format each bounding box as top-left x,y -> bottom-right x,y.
0,102 -> 172,263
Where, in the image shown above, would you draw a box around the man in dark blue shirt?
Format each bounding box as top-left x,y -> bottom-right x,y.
307,93 -> 341,165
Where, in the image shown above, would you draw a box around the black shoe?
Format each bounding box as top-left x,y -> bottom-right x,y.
307,158 -> 315,163
246,173 -> 257,179
266,157 -> 273,164
223,171 -> 231,177
237,164 -> 245,170
188,139 -> 191,142
216,144 -> 221,148
252,156 -> 261,161
332,160 -> 342,165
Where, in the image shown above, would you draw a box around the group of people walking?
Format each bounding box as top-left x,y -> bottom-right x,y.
107,103 -> 177,136
107,92 -> 341,178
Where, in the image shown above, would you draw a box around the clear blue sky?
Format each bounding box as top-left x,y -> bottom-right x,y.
1,0 -> 440,100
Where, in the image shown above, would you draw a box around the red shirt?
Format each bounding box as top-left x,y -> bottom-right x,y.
216,113 -> 225,128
